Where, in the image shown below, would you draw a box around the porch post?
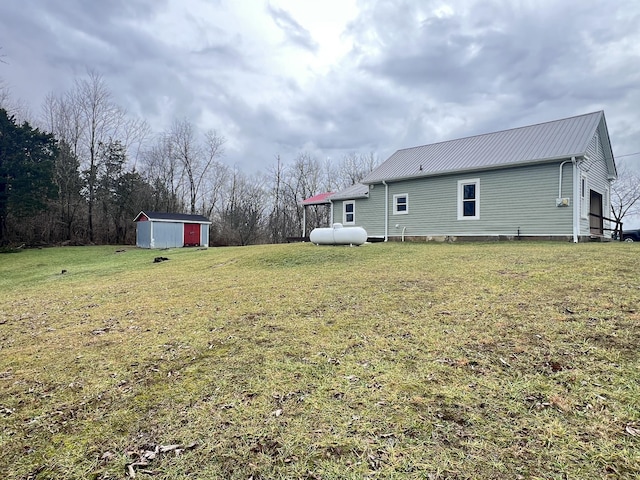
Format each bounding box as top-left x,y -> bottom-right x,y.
302,206 -> 306,238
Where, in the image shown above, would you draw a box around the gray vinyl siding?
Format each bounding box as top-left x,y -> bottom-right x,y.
136,221 -> 151,248
200,225 -> 210,247
580,132 -> 613,237
137,220 -> 210,248
359,161 -> 575,238
152,222 -> 184,248
333,190 -> 385,236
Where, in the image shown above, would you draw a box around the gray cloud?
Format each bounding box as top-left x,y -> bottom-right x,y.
342,0 -> 640,164
266,3 -> 318,52
0,0 -> 639,183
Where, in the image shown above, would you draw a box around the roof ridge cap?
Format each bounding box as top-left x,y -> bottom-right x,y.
395,111 -> 604,154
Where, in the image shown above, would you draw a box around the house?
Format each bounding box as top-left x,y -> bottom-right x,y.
329,111 -> 617,242
133,211 -> 212,248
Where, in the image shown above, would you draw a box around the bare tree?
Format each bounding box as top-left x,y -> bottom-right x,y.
336,152 -> 379,189
168,119 -> 227,215
0,78 -> 9,108
611,160 -> 640,237
169,119 -> 200,213
142,133 -> 183,212
216,170 -> 266,245
42,71 -> 149,243
200,129 -> 227,213
266,151 -> 369,242
0,80 -> 32,123
41,91 -> 88,241
283,153 -> 323,236
73,71 -> 128,241
267,155 -> 287,242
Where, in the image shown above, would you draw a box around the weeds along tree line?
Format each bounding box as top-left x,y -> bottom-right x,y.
0,71 -> 378,246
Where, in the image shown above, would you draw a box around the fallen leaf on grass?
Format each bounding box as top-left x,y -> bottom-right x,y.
159,444 -> 182,453
625,424 -> 640,436
1,407 -> 15,416
100,451 -> 115,462
499,357 -> 512,368
126,442 -> 198,477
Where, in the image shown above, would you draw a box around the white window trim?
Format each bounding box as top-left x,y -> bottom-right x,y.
457,178 -> 480,220
580,174 -> 588,219
393,193 -> 409,215
343,200 -> 355,225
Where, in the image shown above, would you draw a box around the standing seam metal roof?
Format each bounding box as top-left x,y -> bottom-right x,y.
361,111 -> 606,184
328,183 -> 370,201
301,192 -> 335,205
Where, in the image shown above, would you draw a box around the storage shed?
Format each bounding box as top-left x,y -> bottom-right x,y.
133,211 -> 211,248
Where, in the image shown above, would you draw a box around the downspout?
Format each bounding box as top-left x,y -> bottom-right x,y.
571,157 -> 579,243
382,181 -> 389,241
558,160 -> 571,198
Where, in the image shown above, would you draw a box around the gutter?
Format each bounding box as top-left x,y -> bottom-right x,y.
362,155 -> 584,185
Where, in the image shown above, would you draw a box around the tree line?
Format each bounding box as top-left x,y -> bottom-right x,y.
0,71 -> 378,246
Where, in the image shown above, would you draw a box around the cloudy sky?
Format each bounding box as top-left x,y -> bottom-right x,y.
1,0 -> 639,177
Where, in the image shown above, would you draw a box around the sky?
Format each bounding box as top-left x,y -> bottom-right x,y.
1,0 -> 640,184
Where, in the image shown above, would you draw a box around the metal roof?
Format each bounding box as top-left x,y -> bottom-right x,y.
133,211 -> 211,223
329,183 -> 370,201
362,111 -> 609,184
302,192 -> 334,205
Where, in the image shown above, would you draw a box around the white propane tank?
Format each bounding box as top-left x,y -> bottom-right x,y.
309,223 -> 368,246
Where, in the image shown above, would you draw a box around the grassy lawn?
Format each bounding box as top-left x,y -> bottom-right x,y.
0,242 -> 639,479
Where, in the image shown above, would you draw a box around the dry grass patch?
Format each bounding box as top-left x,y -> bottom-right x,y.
0,242 -> 639,479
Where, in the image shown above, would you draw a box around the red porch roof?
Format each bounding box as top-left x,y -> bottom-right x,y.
301,192 -> 334,205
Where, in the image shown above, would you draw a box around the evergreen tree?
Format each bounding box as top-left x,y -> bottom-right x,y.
0,108 -> 58,244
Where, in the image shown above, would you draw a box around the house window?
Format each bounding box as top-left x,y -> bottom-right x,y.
343,201 -> 355,224
581,174 -> 588,219
393,194 -> 408,214
458,179 -> 480,220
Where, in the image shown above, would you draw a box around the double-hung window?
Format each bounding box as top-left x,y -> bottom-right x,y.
343,201 -> 355,224
393,194 -> 408,214
458,179 -> 480,220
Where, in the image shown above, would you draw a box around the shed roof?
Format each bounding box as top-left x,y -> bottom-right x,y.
302,192 -> 334,205
361,111 -> 615,184
133,211 -> 211,224
329,183 -> 370,201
